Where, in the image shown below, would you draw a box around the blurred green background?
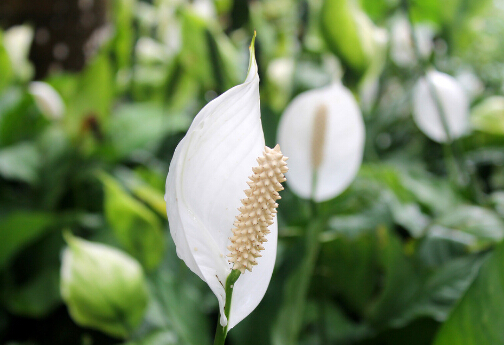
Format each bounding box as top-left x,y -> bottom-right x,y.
1,0 -> 504,344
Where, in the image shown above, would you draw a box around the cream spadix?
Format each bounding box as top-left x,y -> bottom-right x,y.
165,36 -> 286,330
277,82 -> 365,202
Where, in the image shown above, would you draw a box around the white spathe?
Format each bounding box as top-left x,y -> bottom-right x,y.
412,70 -> 469,143
165,40 -> 276,330
28,82 -> 65,120
277,82 -> 365,202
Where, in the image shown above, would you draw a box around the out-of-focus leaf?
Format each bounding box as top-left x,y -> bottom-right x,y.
367,227 -> 483,329
65,53 -> 113,137
113,0 -> 136,71
0,212 -> 54,269
396,166 -> 462,214
99,172 -> 165,271
471,96 -> 504,135
0,31 -> 13,91
318,231 -> 379,315
409,0 -> 460,25
151,264 -> 211,345
0,142 -> 40,184
179,10 -> 238,92
433,240 -> 504,345
128,183 -> 166,218
433,205 -> 504,250
124,330 -> 178,345
322,300 -> 369,344
107,102 -> 191,160
272,219 -> 325,345
0,88 -> 47,147
2,267 -> 60,317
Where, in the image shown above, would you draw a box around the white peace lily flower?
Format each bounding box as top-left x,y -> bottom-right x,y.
28,81 -> 65,120
412,70 -> 469,143
390,15 -> 434,67
165,36 -> 288,330
277,82 -> 365,202
3,24 -> 34,81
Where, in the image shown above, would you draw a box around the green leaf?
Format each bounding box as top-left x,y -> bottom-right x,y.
433,205 -> 504,250
318,231 -> 379,315
0,142 -> 41,184
0,212 -> 54,269
471,96 -> 504,135
433,240 -> 504,345
124,330 -> 179,345
2,267 -> 61,317
107,102 -> 191,160
65,53 -> 113,137
0,88 -> 47,147
272,219 -> 325,345
179,10 -> 239,92
367,228 -> 484,329
151,266 -> 211,345
99,172 -> 165,271
0,31 -> 13,91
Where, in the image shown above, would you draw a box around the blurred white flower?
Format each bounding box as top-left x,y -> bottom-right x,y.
456,69 -> 484,101
61,233 -> 148,338
267,57 -> 295,92
191,0 -> 217,20
3,25 -> 34,81
277,82 -> 365,202
412,70 -> 469,143
28,81 -> 65,120
165,37 -> 286,330
390,15 -> 434,67
135,37 -> 170,63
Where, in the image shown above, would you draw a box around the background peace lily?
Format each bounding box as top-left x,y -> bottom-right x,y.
277,82 -> 365,202
165,36 -> 277,331
412,70 -> 469,143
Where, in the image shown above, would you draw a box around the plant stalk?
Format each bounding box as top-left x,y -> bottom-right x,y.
213,269 -> 242,345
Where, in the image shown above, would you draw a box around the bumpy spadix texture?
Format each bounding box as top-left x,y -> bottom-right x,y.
165,37 -> 278,330
228,145 -> 288,273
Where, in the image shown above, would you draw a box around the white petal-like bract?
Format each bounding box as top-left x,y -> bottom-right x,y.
165,40 -> 276,329
29,81 -> 65,120
412,70 -> 469,143
277,82 -> 365,202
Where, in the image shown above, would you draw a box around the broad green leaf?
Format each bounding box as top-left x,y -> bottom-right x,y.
107,102 -> 191,160
433,240 -> 504,345
471,96 -> 504,135
272,219 -> 325,345
151,265 -> 211,345
124,330 -> 178,345
0,142 -> 40,184
318,231 -> 379,315
65,53 -> 113,138
179,10 -> 239,92
113,0 -> 136,71
433,205 -> 504,250
99,172 -> 165,271
0,31 -> 13,91
367,228 -> 484,329
2,267 -> 60,317
0,212 -> 54,269
0,88 -> 47,147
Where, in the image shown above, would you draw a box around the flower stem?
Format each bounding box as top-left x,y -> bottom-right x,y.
213,269 -> 241,345
402,0 -> 484,203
